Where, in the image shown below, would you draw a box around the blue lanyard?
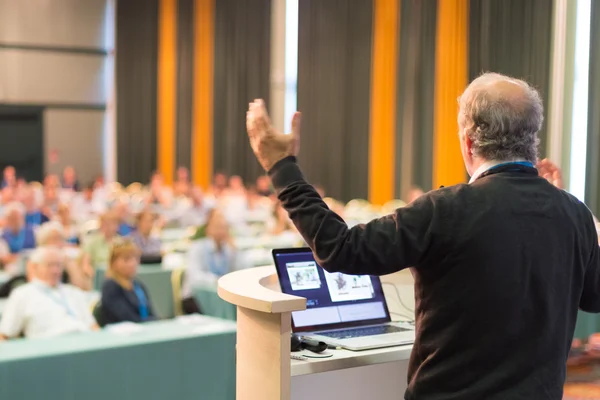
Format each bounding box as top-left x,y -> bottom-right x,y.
133,282 -> 149,320
486,161 -> 534,173
205,245 -> 229,277
35,283 -> 76,317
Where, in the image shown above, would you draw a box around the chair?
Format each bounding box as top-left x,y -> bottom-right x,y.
171,268 -> 185,316
92,300 -> 107,327
0,275 -> 27,298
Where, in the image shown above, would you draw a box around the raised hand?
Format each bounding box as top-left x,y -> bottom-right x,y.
246,99 -> 301,172
536,158 -> 564,190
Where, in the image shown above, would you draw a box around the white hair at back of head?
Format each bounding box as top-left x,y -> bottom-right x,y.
3,201 -> 25,218
29,245 -> 63,265
36,221 -> 65,245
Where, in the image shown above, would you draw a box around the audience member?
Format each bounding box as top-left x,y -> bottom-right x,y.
210,172 -> 228,198
0,202 -> 36,268
56,203 -> 79,244
1,166 -> 16,189
246,185 -> 272,215
178,187 -> 212,228
182,210 -> 247,313
42,185 -> 59,218
130,210 -> 162,258
101,239 -> 155,324
173,166 -> 191,197
61,166 -> 80,191
149,171 -> 172,206
256,176 -> 273,197
0,246 -> 97,339
113,201 -> 134,236
21,187 -> 49,227
82,211 -> 120,270
1,186 -> 15,206
406,186 -> 425,204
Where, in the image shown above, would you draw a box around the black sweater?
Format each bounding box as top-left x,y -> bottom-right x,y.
101,279 -> 156,325
270,157 -> 600,400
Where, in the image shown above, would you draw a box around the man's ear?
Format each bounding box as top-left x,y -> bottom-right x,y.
464,132 -> 473,155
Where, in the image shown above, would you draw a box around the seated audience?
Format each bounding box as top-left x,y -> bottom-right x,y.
101,239 -> 155,324
0,246 -> 97,339
56,203 -> 79,244
148,171 -> 172,206
61,166 -> 80,191
71,183 -> 104,222
256,175 -> 273,197
82,211 -> 120,269
182,210 -> 243,313
0,202 -> 36,268
42,185 -> 59,218
113,201 -> 134,236
220,176 -> 248,225
268,202 -> 295,235
178,187 -> 212,228
173,166 -> 191,197
21,187 -> 49,227
1,166 -> 16,189
37,221 -> 90,291
246,185 -> 272,214
130,210 -> 162,259
209,172 -> 228,198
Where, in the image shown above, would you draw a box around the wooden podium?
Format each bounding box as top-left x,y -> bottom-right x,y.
219,266 -> 412,400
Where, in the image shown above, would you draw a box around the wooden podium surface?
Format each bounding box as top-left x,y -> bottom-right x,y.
219,266 -> 413,400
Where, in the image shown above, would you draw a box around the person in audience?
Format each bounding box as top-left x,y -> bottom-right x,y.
1,186 -> 15,205
225,175 -> 246,197
101,239 -> 155,324
173,166 -> 191,197
148,171 -> 172,206
0,246 -> 97,339
246,185 -> 272,214
71,183 -> 104,222
21,187 -> 49,227
61,166 -> 80,191
179,187 -> 212,228
406,186 -> 425,204
56,203 -> 79,244
182,210 -> 242,314
130,210 -> 161,258
82,211 -> 120,270
256,175 -> 273,197
113,201 -> 134,236
1,166 -> 16,189
0,202 -> 36,268
42,183 -> 59,218
268,202 -> 295,235
210,172 -> 228,198
36,221 -> 90,290
220,176 -> 248,225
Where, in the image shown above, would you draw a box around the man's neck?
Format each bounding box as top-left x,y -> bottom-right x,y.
469,158 -> 528,183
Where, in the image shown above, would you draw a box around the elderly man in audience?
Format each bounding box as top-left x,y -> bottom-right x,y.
1,166 -> 16,189
101,239 -> 155,324
130,210 -> 162,259
21,187 -> 49,227
37,221 -> 89,290
61,166 -> 80,191
182,209 -> 245,314
0,246 -> 97,340
82,211 -> 121,271
0,202 -> 36,269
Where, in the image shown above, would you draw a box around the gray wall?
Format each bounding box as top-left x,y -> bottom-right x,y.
0,0 -> 109,184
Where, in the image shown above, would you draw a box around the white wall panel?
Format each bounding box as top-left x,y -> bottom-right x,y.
44,109 -> 104,184
0,0 -> 108,49
0,49 -> 105,104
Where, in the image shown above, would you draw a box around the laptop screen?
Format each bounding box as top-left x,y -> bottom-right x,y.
274,248 -> 391,333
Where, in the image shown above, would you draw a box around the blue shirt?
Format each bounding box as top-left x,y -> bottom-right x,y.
25,211 -> 49,227
118,223 -> 134,237
2,227 -> 36,254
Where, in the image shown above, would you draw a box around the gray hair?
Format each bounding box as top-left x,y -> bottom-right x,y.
29,245 -> 64,265
459,72 -> 543,163
36,221 -> 65,245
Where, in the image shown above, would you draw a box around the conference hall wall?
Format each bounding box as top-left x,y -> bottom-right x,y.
116,0 -> 554,203
0,0 -> 108,184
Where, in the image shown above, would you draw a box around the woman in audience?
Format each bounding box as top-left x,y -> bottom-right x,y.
101,239 -> 155,324
56,203 -> 79,244
182,210 -> 242,314
82,211 -> 120,270
0,202 -> 36,269
21,187 -> 49,227
173,166 -> 191,197
130,210 -> 162,259
0,246 -> 97,339
36,221 -> 90,290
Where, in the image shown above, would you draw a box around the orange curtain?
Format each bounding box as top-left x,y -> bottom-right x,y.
369,0 -> 399,205
192,0 -> 214,189
157,0 -> 178,185
433,0 -> 468,188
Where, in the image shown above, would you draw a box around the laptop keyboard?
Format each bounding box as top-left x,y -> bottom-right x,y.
321,325 -> 409,339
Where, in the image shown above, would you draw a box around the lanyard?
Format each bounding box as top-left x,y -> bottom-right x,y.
35,283 -> 76,317
133,282 -> 149,320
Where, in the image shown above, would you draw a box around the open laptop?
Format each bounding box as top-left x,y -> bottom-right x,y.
273,248 -> 414,351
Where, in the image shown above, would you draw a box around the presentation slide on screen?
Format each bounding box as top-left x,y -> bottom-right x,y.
324,272 -> 375,302
286,261 -> 322,291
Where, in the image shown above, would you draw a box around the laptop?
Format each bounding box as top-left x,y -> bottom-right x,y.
273,248 -> 414,351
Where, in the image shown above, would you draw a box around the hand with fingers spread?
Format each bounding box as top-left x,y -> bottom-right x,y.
246,99 -> 302,172
536,158 -> 564,190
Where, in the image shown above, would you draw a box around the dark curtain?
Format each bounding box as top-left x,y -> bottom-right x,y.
395,0 -> 437,198
176,0 -> 194,172
585,0 -> 600,215
116,0 -> 159,185
469,0 -> 553,157
297,0 -> 372,202
212,0 -> 271,183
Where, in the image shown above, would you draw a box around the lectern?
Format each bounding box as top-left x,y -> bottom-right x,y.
218,266 -> 412,400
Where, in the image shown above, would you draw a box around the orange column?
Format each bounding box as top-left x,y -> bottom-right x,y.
192,0 -> 214,189
157,0 -> 177,185
369,0 -> 399,205
433,0 -> 468,188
